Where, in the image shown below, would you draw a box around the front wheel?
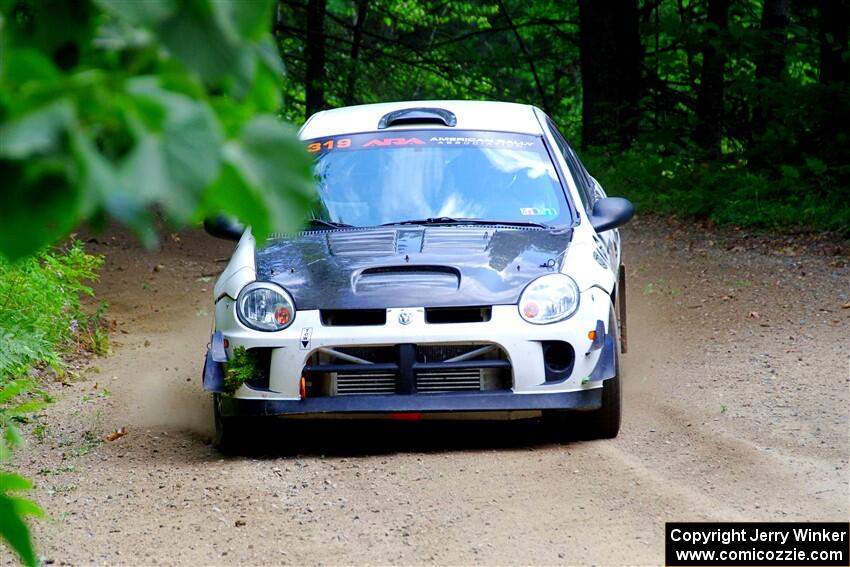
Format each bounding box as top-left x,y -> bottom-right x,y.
212,393 -> 247,454
545,306 -> 622,440
578,306 -> 622,439
578,359 -> 621,439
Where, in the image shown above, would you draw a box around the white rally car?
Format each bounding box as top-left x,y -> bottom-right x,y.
202,101 -> 633,450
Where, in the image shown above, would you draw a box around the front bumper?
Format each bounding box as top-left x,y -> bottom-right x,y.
219,389 -> 602,417
207,286 -> 616,406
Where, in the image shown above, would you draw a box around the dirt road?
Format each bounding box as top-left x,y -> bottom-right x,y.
9,217 -> 849,565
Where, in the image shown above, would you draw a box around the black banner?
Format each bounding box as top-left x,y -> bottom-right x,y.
666,522 -> 849,566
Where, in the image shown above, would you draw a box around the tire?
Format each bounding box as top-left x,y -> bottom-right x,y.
545,305 -> 622,440
212,393 -> 246,454
579,354 -> 621,439
578,306 -> 622,439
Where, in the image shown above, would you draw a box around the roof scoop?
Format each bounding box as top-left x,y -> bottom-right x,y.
378,107 -> 457,129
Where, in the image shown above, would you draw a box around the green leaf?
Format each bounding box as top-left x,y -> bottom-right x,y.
0,471 -> 33,492
121,80 -> 223,224
1,47 -> 60,84
0,160 -> 82,260
0,379 -> 34,405
4,423 -> 23,451
0,471 -> 43,567
805,157 -> 827,175
9,401 -> 46,416
2,0 -> 97,71
154,1 -> 250,85
0,99 -> 74,159
779,165 -> 800,179
205,162 -> 271,238
212,0 -> 277,40
94,0 -> 177,27
221,116 -> 315,241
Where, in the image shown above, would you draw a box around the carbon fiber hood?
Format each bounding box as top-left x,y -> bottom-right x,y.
255,226 -> 572,310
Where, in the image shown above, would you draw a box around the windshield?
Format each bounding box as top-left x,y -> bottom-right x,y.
306,130 -> 572,227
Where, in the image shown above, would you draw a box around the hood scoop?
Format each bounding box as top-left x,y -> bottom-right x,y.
353,265 -> 460,294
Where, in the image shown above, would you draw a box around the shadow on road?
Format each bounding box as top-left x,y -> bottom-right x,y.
220,416 -> 591,458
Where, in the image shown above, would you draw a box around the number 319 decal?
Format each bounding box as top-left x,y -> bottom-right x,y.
307,138 -> 351,153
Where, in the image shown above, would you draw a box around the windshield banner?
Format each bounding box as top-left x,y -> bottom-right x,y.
306,130 -> 543,155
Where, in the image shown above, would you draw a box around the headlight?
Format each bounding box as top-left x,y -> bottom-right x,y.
236,282 -> 296,331
518,274 -> 580,324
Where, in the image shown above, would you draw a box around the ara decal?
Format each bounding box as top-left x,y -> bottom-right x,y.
361,137 -> 426,147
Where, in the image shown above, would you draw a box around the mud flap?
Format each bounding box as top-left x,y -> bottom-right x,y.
618,264 -> 628,354
202,332 -> 228,393
588,334 -> 616,382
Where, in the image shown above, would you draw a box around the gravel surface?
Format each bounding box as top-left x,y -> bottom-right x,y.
7,216 -> 849,566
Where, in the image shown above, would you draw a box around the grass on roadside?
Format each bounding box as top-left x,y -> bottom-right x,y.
0,241 -> 105,566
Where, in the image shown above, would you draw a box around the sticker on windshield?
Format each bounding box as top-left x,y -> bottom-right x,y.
429,136 -> 534,148
520,207 -> 558,217
305,130 -> 545,155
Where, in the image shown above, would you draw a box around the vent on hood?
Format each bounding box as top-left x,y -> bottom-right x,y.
327,229 -> 397,256
422,227 -> 492,254
353,265 -> 460,294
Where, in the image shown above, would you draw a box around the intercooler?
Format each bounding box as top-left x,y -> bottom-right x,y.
305,343 -> 511,397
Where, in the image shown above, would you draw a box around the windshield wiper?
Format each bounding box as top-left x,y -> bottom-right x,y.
308,218 -> 355,229
381,217 -> 552,229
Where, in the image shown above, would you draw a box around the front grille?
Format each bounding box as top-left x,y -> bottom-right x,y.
321,309 -> 387,326
303,343 -> 512,397
425,306 -> 491,324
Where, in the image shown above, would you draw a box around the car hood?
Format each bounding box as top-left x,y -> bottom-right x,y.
255,226 -> 573,310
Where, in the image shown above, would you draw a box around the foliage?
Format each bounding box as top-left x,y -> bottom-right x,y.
0,241 -> 102,565
224,347 -> 261,394
584,145 -> 850,234
0,471 -> 43,567
0,0 -> 316,261
275,0 -> 849,232
0,242 -> 103,375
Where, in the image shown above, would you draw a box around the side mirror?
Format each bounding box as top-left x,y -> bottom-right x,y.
589,197 -> 634,233
203,215 -> 244,241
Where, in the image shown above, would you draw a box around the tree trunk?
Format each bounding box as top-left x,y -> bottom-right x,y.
578,0 -> 641,148
751,0 -> 791,139
344,0 -> 369,106
817,0 -> 850,166
694,0 -> 730,154
819,0 -> 850,83
756,0 -> 792,82
304,0 -> 327,118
